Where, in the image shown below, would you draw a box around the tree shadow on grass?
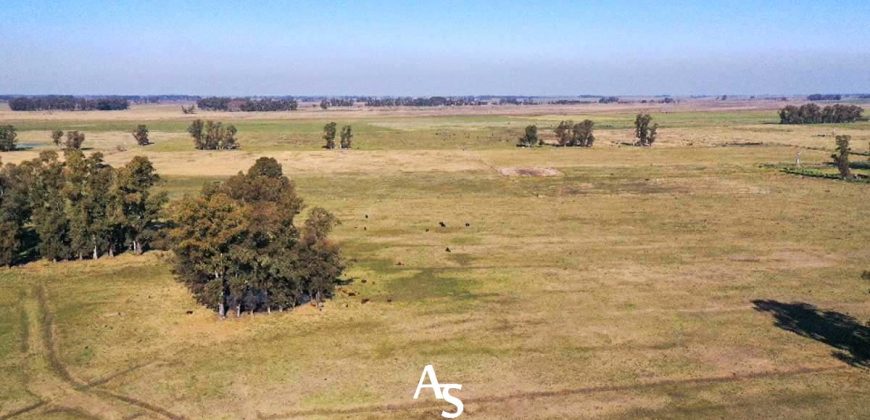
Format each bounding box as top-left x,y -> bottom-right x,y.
752,299 -> 869,368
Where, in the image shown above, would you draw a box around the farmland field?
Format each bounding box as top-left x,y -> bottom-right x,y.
1,101 -> 868,419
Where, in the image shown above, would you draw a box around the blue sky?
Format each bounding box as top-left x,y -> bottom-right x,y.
1,0 -> 868,95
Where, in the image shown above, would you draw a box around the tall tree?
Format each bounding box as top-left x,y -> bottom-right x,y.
0,125 -> 17,152
634,113 -> 658,146
340,125 -> 353,149
112,156 -> 167,254
51,130 -> 64,147
64,131 -> 86,150
132,124 -> 150,146
554,121 -> 573,146
517,125 -> 539,147
571,120 -> 595,147
298,207 -> 343,306
0,161 -> 31,265
170,192 -> 249,317
27,152 -> 70,261
831,135 -> 853,179
188,119 -> 205,149
63,151 -> 115,259
323,122 -> 337,149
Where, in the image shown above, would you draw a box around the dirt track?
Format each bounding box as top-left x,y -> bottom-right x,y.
1,285 -> 184,420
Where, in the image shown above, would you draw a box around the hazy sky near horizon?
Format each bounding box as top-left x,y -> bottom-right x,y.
2,0 -> 869,96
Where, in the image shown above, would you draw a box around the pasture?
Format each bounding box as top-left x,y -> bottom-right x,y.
0,101 -> 868,418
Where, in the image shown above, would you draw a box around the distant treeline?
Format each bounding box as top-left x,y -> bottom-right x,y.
362,96 -> 486,107
498,97 -> 538,105
8,96 -> 129,111
319,98 -> 355,109
127,95 -> 201,104
196,97 -> 299,112
807,94 -> 842,101
0,95 -> 200,102
778,104 -> 864,124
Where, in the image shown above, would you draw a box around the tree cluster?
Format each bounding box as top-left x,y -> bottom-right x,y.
807,94 -> 842,101
634,113 -> 658,146
553,120 -> 595,147
169,158 -> 344,317
517,121 -> 595,147
319,98 -> 355,109
598,96 -> 619,104
323,123 -> 353,149
0,125 -> 17,151
49,130 -> 87,150
239,98 -> 298,112
498,97 -> 537,105
640,98 -> 675,104
187,120 -> 240,150
778,104 -> 863,124
0,152 -> 166,266
9,96 -> 129,111
196,97 -> 231,111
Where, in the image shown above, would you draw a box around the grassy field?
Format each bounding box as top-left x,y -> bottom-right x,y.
0,102 -> 868,419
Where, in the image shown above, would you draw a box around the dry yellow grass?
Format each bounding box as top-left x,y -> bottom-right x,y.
0,104 -> 868,419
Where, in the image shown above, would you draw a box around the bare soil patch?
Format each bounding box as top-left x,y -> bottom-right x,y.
498,167 -> 563,177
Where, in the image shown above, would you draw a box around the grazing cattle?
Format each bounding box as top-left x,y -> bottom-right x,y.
445,247 -> 451,252
425,228 -> 430,232
365,214 -> 369,219
465,222 -> 470,227
361,298 -> 370,304
439,222 -> 447,227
